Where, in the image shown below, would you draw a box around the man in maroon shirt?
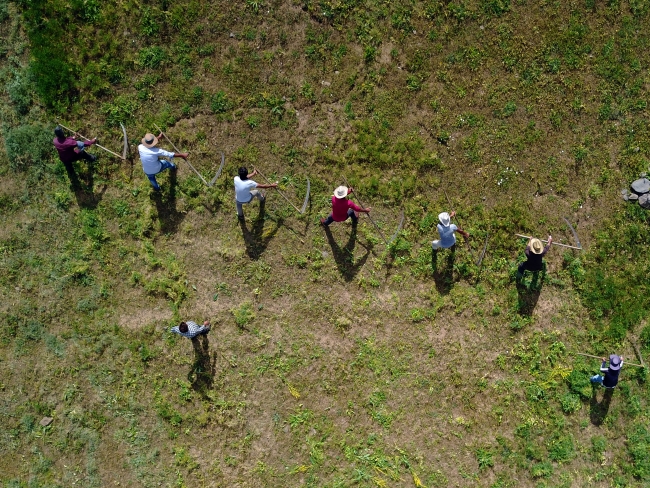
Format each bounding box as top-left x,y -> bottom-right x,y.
53,126 -> 97,166
320,185 -> 371,226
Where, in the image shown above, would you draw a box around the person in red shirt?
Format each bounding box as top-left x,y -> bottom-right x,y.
52,126 -> 97,166
320,185 -> 371,226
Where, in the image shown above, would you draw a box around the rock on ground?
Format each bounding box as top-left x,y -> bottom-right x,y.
639,193 -> 650,209
631,178 -> 650,194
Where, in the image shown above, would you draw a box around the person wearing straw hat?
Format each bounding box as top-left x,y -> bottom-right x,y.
591,354 -> 624,388
320,185 -> 371,227
234,167 -> 278,221
138,132 -> 188,191
431,211 -> 469,250
517,235 -> 552,279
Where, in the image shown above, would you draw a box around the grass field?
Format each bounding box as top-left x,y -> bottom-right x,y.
1,0 -> 650,486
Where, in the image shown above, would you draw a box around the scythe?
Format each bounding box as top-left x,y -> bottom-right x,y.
56,121 -> 127,160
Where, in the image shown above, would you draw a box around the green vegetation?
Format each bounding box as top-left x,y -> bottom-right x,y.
1,0 -> 649,486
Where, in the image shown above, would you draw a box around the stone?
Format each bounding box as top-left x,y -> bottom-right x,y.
40,417 -> 53,427
229,32 -> 236,38
629,193 -> 639,201
639,193 -> 650,209
631,178 -> 650,194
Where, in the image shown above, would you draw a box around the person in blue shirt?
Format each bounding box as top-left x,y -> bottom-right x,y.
431,211 -> 469,250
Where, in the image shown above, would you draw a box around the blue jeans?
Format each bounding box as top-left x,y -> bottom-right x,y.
323,209 -> 357,226
146,160 -> 176,190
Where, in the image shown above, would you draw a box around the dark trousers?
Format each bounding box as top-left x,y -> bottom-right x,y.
323,209 -> 357,226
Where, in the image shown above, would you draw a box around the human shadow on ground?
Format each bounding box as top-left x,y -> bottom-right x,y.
432,246 -> 456,295
238,200 -> 281,260
515,269 -> 545,316
188,334 -> 216,400
323,223 -> 370,282
64,161 -> 107,210
150,169 -> 185,234
589,387 -> 613,426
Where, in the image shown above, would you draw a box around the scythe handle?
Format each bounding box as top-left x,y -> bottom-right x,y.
254,167 -> 302,213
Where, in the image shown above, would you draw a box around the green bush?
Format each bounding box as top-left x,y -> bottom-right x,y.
567,368 -> 592,399
232,301 -> 255,328
211,91 -> 232,114
548,435 -> 575,462
4,124 -> 54,170
559,392 -> 581,414
138,46 -> 166,68
530,461 -> 553,478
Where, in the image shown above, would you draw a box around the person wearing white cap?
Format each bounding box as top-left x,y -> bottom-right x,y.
516,235 -> 552,280
591,355 -> 624,388
431,211 -> 469,250
138,132 -> 188,191
320,186 -> 371,226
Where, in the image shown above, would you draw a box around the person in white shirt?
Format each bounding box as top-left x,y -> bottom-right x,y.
234,166 -> 277,220
138,132 -> 188,191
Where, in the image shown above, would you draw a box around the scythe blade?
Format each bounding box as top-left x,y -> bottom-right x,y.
477,232 -> 489,266
562,217 -> 582,250
208,152 -> 225,187
300,178 -> 311,214
120,123 -> 129,160
388,209 -> 405,245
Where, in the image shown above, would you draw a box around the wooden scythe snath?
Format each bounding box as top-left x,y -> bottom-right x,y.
56,121 -> 127,160
562,217 -> 583,250
255,167 -> 310,214
515,234 -> 582,250
154,124 -> 224,187
342,176 -> 404,247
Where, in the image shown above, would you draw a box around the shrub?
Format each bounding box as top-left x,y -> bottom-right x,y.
475,448 -> 494,470
559,392 -> 581,414
567,368 -> 592,399
4,124 -> 54,170
548,435 -> 575,462
232,302 -> 255,328
138,46 -> 166,68
530,461 -> 553,478
211,91 -> 231,114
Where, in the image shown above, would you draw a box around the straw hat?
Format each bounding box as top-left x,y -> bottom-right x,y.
530,238 -> 544,254
141,133 -> 159,148
333,186 -> 348,199
438,212 -> 451,227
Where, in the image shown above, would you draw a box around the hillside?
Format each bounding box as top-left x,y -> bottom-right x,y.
1,0 -> 649,486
